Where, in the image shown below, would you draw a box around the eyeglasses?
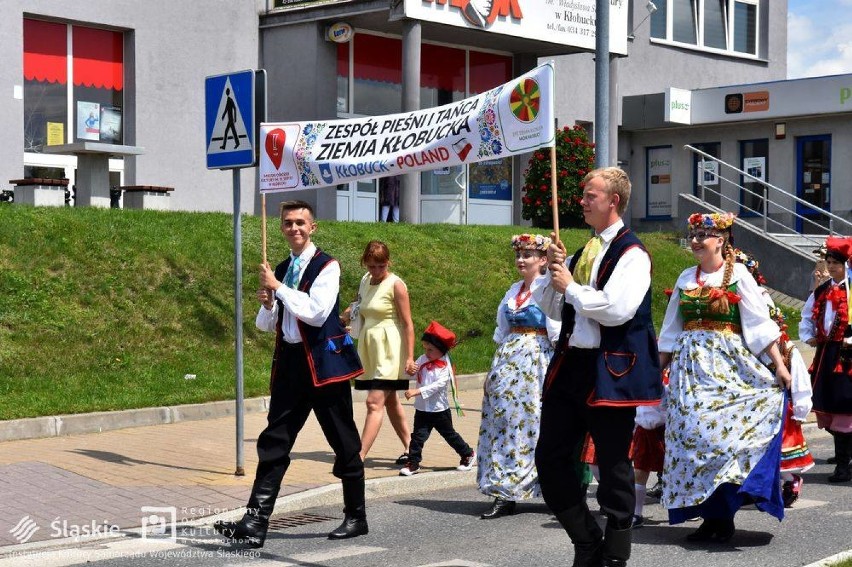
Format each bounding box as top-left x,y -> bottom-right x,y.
689,231 -> 721,241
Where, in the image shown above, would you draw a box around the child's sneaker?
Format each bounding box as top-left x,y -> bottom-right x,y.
399,462 -> 420,476
457,450 -> 476,471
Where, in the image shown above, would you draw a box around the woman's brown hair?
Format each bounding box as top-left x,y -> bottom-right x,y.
361,240 -> 390,265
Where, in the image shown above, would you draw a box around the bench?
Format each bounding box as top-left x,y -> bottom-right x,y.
9,178 -> 69,207
119,185 -> 174,210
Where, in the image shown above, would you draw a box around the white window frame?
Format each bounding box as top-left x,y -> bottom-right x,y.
650,0 -> 761,60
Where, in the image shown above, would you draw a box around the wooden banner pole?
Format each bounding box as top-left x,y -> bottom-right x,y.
550,144 -> 560,242
261,194 -> 268,266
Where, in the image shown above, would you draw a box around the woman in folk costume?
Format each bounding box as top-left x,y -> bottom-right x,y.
799,236 -> 852,483
658,212 -> 790,543
735,249 -> 814,506
475,234 -> 561,520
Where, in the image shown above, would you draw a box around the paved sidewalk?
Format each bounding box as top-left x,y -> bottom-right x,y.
0,389 -> 485,550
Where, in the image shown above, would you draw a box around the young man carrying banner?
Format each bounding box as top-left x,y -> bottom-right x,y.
214,200 -> 366,547
532,168 -> 662,567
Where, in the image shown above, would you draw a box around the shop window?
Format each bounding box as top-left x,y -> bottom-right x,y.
467,51 -> 514,202
691,141 -> 721,208
352,34 -> 402,116
23,19 -> 67,151
649,0 -> 759,57
739,138 -> 768,216
420,43 -> 465,108
23,18 -> 124,151
469,51 -> 512,95
337,42 -> 350,114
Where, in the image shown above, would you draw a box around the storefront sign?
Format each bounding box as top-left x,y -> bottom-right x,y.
403,0 -> 628,55
259,63 -> 554,192
646,146 -> 672,218
326,22 -> 353,43
691,74 -> 852,124
664,87 -> 691,124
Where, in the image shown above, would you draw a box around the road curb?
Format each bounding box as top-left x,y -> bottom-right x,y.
0,373 -> 486,443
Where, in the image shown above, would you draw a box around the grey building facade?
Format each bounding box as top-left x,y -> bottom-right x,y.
3,0 -> 792,227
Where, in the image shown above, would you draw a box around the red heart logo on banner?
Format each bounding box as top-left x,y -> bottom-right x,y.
265,128 -> 286,170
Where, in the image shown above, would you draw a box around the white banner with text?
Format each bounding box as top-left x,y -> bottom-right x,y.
259,63 -> 554,193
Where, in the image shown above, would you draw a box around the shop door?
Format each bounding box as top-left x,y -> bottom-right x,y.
335,180 -> 378,222
796,135 -> 831,233
467,157 -> 513,225
420,166 -> 464,224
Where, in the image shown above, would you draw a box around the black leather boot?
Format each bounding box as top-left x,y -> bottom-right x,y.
214,463 -> 285,548
686,518 -> 718,542
480,498 -> 516,519
828,433 -> 852,483
328,477 -> 369,539
554,504 -> 604,567
601,523 -> 631,567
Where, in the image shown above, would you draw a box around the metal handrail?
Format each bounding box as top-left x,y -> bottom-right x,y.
684,144 -> 852,246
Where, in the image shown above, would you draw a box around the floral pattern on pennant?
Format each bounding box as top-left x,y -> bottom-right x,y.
295,123 -> 326,187
476,88 -> 504,159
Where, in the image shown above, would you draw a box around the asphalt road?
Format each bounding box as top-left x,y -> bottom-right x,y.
2,426 -> 849,567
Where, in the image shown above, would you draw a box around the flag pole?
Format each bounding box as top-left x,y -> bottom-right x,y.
261,193 -> 268,266
550,143 -> 559,242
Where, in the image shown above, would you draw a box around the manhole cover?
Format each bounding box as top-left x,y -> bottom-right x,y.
268,512 -> 338,530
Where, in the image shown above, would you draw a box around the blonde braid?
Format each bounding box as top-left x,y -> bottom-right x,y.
709,241 -> 736,314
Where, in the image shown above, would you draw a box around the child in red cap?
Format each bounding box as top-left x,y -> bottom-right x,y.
400,321 -> 475,476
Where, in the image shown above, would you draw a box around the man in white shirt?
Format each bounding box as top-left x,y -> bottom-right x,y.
533,168 -> 661,567
215,201 -> 366,547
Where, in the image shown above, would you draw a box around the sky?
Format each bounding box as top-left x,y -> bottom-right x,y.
787,0 -> 852,78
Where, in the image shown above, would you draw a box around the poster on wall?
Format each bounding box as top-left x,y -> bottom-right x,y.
743,156 -> 766,182
697,160 -> 719,186
647,147 -> 673,218
46,122 -> 64,146
259,63 -> 554,192
99,106 -> 122,144
77,101 -> 100,141
469,159 -> 512,200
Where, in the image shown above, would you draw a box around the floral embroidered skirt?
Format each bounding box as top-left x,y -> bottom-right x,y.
662,330 -> 785,522
476,332 -> 551,501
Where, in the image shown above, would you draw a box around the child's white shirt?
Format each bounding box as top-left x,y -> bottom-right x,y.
412,353 -> 452,412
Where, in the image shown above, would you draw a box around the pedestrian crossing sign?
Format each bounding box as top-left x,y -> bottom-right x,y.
205,70 -> 255,169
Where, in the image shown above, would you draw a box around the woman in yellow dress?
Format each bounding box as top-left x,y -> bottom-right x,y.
352,241 -> 417,463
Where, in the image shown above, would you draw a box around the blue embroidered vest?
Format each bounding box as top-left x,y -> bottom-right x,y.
549,227 -> 662,406
271,249 -> 363,387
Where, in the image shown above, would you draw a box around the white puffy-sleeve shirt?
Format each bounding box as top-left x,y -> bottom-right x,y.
530,220 -> 652,349
255,243 -> 340,344
493,277 -> 561,345
658,262 -> 780,356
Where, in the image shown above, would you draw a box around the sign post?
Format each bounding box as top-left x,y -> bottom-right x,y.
205,69 -> 265,476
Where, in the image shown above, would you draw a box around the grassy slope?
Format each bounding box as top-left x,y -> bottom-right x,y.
0,206 -> 799,420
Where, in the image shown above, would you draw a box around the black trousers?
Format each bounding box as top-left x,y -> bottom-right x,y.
254,342 -> 364,484
408,408 -> 472,465
535,348 -> 637,529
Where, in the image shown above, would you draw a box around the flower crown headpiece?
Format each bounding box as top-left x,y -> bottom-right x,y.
734,248 -> 767,285
687,212 -> 735,232
512,233 -> 551,252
